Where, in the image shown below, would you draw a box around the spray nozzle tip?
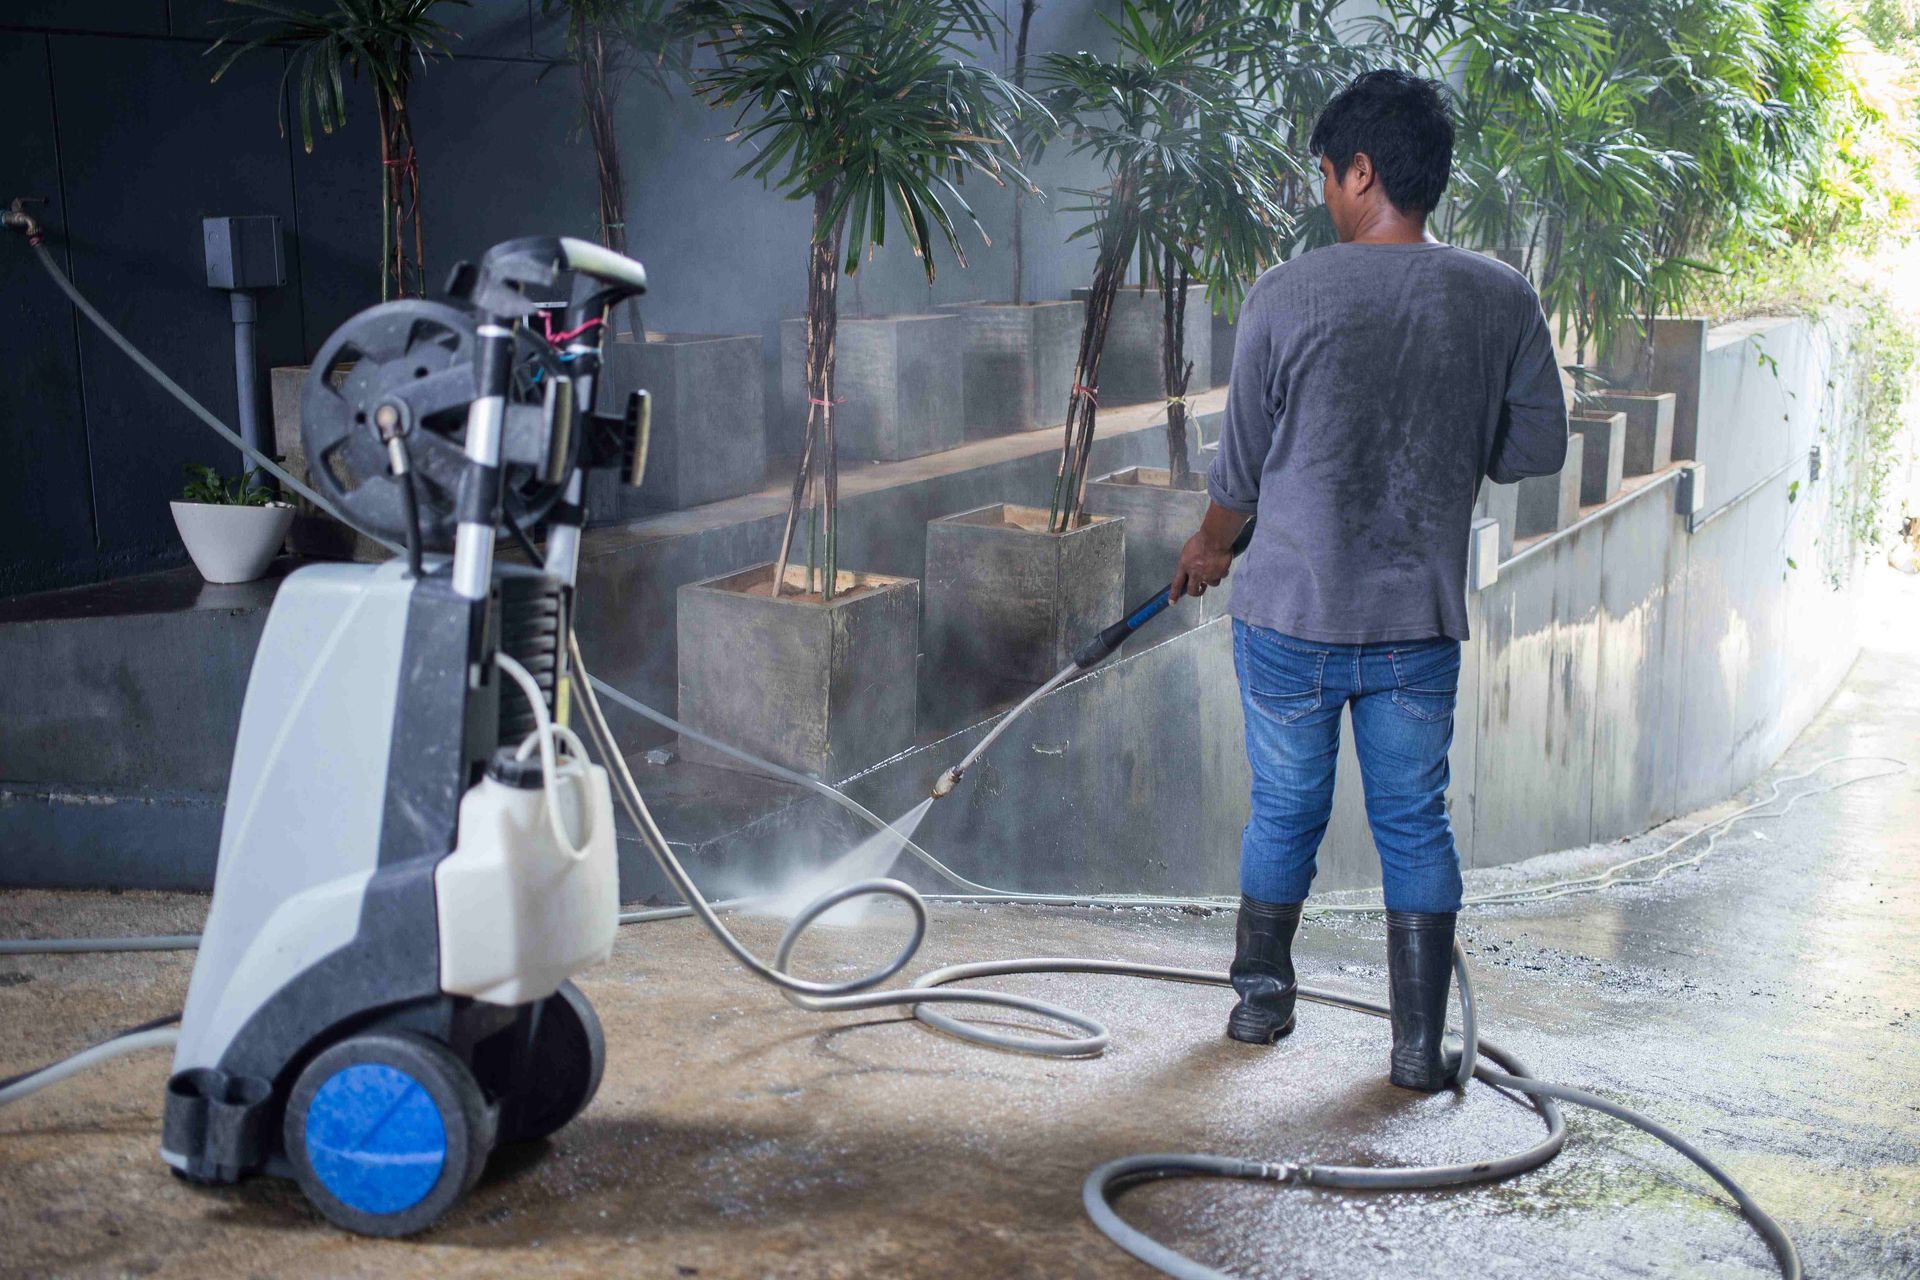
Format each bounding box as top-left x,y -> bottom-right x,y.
931,768 -> 961,800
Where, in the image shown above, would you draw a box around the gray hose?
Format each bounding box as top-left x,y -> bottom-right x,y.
0,1028 -> 182,1107
1479,1070 -> 1801,1279
0,935 -> 200,955
572,632 -> 1112,1054
27,242 -> 396,549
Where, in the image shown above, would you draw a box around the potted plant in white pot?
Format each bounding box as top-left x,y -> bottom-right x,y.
674,0 -> 1035,779
171,465 -> 295,584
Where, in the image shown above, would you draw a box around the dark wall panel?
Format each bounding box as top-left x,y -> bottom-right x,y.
49,34 -> 304,569
442,0 -> 536,59
0,2 -> 166,36
0,35 -> 96,596
414,55 -> 601,282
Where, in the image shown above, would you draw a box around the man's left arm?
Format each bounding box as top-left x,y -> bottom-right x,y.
1487,297 -> 1569,484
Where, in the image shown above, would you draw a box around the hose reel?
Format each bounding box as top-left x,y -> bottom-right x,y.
300,299 -> 577,550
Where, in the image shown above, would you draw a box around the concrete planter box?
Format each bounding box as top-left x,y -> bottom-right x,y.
1569,411 -> 1626,506
1070,282 -> 1211,407
676,563 -> 919,782
1084,467 -> 1224,627
938,301 -> 1079,438
589,333 -> 767,524
1602,317 -> 1708,460
1592,390 -> 1676,476
1514,451 -> 1583,538
779,313 -> 964,462
924,503 -> 1125,707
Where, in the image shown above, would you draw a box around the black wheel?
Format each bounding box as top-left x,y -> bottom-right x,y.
284,1030 -> 496,1237
498,981 -> 605,1145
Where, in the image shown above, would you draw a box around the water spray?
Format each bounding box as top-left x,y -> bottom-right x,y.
931,516 -> 1259,801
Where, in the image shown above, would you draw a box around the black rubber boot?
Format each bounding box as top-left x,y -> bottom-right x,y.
1226,896 -> 1302,1045
1386,910 -> 1464,1090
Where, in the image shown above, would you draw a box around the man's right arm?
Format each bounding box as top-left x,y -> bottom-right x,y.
1487,294 -> 1569,484
1173,287 -> 1275,602
1205,285 -> 1276,517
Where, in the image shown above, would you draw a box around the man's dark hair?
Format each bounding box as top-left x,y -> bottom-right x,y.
1308,69 -> 1454,216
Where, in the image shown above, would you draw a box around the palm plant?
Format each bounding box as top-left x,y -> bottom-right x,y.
1044,2 -> 1267,529
1243,0 -> 1387,257
1594,0 -> 1850,380
1137,9 -> 1302,484
1395,0 -> 1685,370
541,0 -> 688,334
209,0 -> 468,301
685,0 -> 1037,600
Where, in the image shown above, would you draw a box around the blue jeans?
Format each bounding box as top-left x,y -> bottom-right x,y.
1233,620 -> 1464,913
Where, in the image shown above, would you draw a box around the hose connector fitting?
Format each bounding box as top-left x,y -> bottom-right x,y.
4,196 -> 47,247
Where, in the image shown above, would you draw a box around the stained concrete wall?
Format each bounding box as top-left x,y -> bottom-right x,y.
0,396 -> 1200,888
0,313 -> 1874,896
613,313 -> 1874,900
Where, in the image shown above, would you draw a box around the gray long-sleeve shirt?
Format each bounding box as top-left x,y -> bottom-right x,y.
1208,241 -> 1568,643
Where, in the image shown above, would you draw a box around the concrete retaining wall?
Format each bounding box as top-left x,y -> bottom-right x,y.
615,312 -> 1872,900
0,314 -> 1874,896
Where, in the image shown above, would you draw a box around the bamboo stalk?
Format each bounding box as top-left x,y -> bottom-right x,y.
1163,247 -> 1193,486
778,186 -> 844,599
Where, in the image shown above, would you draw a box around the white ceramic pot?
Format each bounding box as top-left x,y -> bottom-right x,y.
170,501 -> 294,584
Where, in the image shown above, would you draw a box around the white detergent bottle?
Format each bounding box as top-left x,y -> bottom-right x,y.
435,744 -> 619,1006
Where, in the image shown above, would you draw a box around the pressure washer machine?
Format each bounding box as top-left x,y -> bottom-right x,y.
158,237 -> 653,1236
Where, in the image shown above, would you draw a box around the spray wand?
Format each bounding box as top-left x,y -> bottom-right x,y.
931,515 -> 1257,800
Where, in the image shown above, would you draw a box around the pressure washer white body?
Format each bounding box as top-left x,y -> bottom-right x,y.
158,235 -> 648,1237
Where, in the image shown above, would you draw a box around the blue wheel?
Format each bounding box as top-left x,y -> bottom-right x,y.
284,1031 -> 494,1236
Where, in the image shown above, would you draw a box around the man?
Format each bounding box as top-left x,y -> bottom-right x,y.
1169,69 -> 1568,1089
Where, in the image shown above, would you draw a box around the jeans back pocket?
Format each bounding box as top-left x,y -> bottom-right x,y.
1387,639 -> 1460,723
1236,623 -> 1327,726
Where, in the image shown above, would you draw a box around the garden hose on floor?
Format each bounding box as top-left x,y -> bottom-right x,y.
0,230 -> 1830,1279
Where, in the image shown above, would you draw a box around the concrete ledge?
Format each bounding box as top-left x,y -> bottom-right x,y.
570,388 -> 1229,752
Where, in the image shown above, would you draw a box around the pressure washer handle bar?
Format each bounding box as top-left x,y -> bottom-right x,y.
1072,516 -> 1256,669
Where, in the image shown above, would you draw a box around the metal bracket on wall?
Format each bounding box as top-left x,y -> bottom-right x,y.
1675,461 -> 1708,533
1467,516 -> 1501,592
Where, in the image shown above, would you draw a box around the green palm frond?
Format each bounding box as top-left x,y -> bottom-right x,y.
208,0 -> 467,152
684,0 -> 1041,282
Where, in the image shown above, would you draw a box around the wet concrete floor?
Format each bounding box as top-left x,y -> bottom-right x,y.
3,577 -> 1917,1278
